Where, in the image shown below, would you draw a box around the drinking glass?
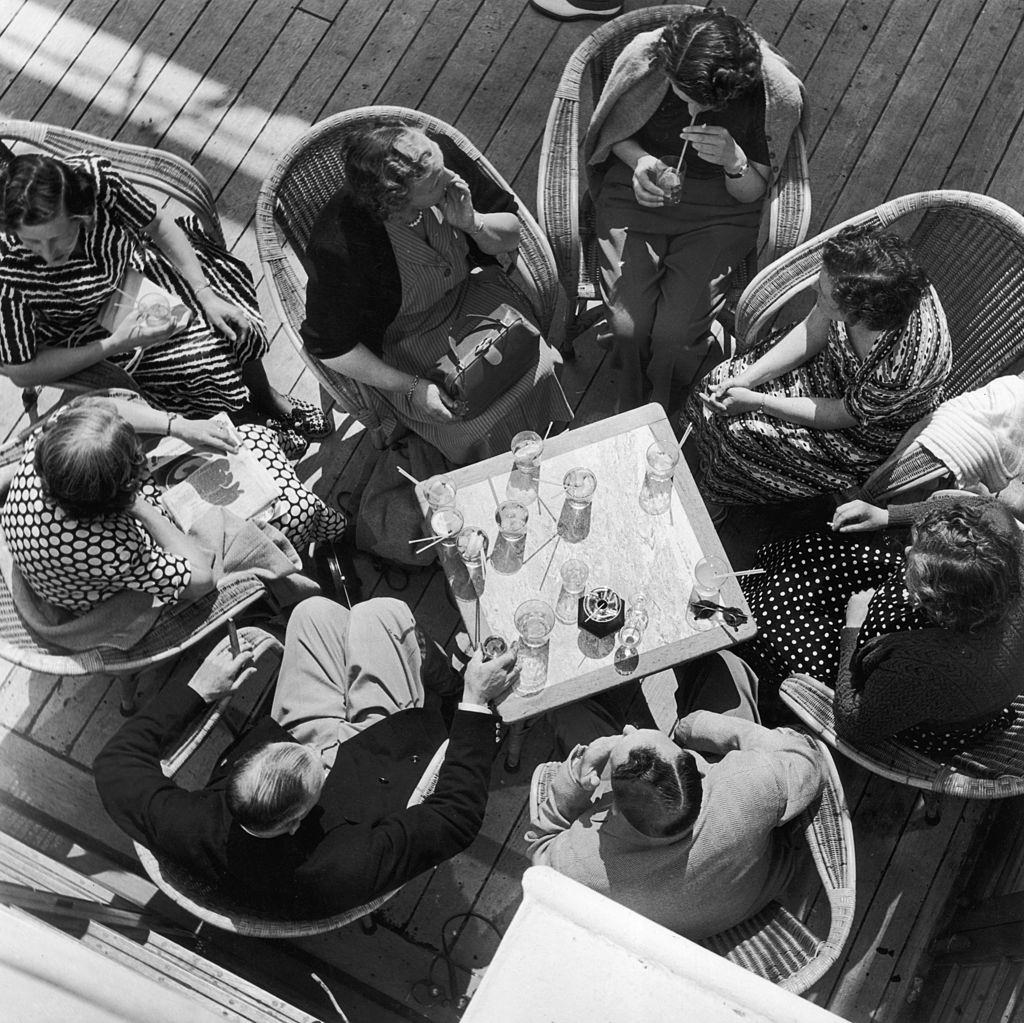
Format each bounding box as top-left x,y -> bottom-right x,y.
508,430 -> 543,505
481,635 -> 508,660
693,554 -> 729,596
625,590 -> 650,634
423,474 -> 457,511
430,507 -> 464,550
562,467 -> 597,507
491,500 -> 529,575
656,164 -> 684,204
613,621 -> 643,676
457,526 -> 489,596
639,441 -> 680,515
514,599 -> 556,648
137,293 -> 173,327
555,558 -> 589,624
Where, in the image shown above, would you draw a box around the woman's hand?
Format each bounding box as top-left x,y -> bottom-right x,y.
441,173 -> 478,233
845,588 -> 876,629
198,288 -> 251,344
631,154 -> 670,207
831,499 -> 890,533
174,417 -> 240,454
699,385 -> 762,417
411,379 -> 464,423
680,125 -> 746,174
112,312 -> 181,354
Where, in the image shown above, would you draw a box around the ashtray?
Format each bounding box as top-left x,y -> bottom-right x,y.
578,586 -> 625,638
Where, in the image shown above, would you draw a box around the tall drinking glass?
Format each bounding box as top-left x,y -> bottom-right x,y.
456,526 -> 489,597
555,558 -> 589,624
693,554 -> 729,596
423,474 -> 457,512
507,430 -> 543,505
491,500 -> 529,575
514,599 -> 555,696
639,442 -> 680,515
559,467 -> 597,543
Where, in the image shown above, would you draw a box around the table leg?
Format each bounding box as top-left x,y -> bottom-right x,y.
504,720 -> 531,772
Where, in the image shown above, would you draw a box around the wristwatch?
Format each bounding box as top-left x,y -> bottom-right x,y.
724,161 -> 748,179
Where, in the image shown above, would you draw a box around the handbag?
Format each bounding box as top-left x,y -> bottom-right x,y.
431,303 -> 541,418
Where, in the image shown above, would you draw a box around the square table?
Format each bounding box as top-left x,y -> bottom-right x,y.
443,404 -> 756,723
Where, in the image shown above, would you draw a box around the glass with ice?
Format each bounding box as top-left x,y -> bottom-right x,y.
137,293 -> 173,328
423,474 -> 457,511
639,441 -> 679,515
693,554 -> 729,596
555,558 -> 589,624
491,500 -> 529,575
656,164 -> 684,204
507,430 -> 543,505
430,507 -> 464,551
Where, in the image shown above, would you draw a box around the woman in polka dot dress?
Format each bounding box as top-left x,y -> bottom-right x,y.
0,395 -> 346,616
740,494 -> 1023,757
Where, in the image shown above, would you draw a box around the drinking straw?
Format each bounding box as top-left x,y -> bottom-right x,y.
474,599 -> 481,647
537,495 -> 557,523
396,466 -> 422,486
487,476 -> 501,508
521,532 -> 557,565
408,535 -> 441,544
673,109 -> 699,174
539,535 -> 561,589
413,535 -> 449,554
543,421 -> 554,441
677,421 -> 693,450
721,567 -> 766,579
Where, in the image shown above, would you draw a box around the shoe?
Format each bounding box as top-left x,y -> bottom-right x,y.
284,398 -> 332,440
266,419 -> 310,460
529,0 -> 622,20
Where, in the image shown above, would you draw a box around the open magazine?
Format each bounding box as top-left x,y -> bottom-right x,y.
159,414 -> 281,531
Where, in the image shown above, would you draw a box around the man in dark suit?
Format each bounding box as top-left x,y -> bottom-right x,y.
95,596 -> 519,919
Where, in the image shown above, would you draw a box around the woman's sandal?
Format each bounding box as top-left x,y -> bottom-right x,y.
267,420 -> 310,460
284,398 -> 332,440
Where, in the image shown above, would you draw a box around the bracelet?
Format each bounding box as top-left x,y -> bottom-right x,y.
166,412 -> 180,437
469,214 -> 484,236
405,375 -> 420,403
724,161 -> 748,179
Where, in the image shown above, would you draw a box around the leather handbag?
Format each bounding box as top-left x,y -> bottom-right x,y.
431,304 -> 541,418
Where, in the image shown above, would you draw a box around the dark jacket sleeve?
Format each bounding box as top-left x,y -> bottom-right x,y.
94,683 -> 231,874
298,707 -> 499,912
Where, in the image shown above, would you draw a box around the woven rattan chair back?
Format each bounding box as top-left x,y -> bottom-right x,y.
781,675 -> 1024,805
700,738 -> 856,994
537,6 -> 811,337
255,107 -> 564,442
134,738 -> 450,936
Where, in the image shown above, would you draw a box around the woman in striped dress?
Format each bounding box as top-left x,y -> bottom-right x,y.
686,225 -> 952,505
301,121 -> 571,465
0,153 -> 327,440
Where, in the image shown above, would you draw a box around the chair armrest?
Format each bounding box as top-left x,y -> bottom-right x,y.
161,626 -> 283,777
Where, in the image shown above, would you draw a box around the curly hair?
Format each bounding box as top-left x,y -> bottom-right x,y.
34,399 -> 148,520
344,119 -> 433,221
611,745 -> 703,837
0,153 -> 96,232
905,501 -> 1021,633
653,7 -> 762,109
821,224 -> 930,331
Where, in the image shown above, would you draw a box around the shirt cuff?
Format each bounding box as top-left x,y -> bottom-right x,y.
457,701 -> 493,716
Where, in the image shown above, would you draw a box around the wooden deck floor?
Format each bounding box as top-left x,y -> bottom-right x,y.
1,1 -> 1023,1020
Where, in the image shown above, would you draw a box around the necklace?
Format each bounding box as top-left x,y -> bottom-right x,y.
406,210 -> 424,228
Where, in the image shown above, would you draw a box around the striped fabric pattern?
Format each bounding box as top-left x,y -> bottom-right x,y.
0,155 -> 268,416
372,209 -> 571,465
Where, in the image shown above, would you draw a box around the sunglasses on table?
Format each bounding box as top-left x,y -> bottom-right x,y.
690,599 -> 749,628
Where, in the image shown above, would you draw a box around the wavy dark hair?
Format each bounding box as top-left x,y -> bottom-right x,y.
905,502 -> 1021,633
653,7 -> 762,109
611,745 -> 703,837
34,400 -> 148,520
0,153 -> 96,232
344,119 -> 435,221
821,224 -> 930,331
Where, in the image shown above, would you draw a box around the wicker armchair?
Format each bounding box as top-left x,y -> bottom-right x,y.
255,106 -> 565,446
135,732 -> 450,938
0,415 -> 267,713
537,6 -> 811,338
699,738 -> 855,994
780,675 -> 1024,824
0,119 -> 226,406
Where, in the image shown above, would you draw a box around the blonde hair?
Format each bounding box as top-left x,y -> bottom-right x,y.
226,742 -> 324,834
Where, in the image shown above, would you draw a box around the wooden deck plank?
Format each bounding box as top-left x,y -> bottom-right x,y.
806,0 -> 937,231
0,664 -> 58,733
0,0 -> 82,113
824,0 -> 981,227
29,672 -> 113,757
886,0 -> 1021,202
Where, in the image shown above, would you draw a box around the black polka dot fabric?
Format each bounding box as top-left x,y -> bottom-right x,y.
0,423 -> 345,615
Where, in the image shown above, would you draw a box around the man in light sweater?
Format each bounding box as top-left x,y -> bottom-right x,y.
526,651 -> 824,938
